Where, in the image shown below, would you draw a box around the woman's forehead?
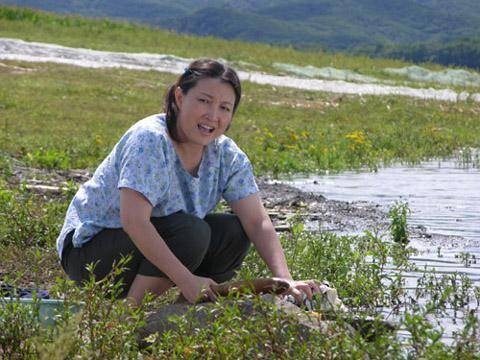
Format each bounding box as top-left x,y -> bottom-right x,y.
190,77 -> 236,103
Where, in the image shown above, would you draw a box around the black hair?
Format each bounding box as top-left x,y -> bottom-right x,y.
163,59 -> 242,142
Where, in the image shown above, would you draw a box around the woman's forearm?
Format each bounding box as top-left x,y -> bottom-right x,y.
248,219 -> 293,280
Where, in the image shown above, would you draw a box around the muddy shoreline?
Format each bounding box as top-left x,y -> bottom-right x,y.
5,161 -> 471,251
257,177 -> 472,250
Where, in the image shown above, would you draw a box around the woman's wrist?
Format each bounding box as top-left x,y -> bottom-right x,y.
272,270 -> 293,281
169,267 -> 194,289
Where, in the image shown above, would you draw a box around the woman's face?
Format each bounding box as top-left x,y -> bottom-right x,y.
174,77 -> 236,148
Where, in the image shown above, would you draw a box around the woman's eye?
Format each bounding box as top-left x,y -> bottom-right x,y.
221,106 -> 231,112
199,98 -> 208,103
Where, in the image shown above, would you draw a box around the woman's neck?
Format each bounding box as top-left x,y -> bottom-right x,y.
172,140 -> 205,177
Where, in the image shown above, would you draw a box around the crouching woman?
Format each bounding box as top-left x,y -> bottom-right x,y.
56,59 -> 319,305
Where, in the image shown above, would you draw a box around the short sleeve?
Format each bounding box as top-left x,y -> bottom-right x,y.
222,151 -> 259,203
117,129 -> 168,207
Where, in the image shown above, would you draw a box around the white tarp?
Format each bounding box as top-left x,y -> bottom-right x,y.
384,66 -> 480,88
1,38 -> 479,102
273,62 -> 381,83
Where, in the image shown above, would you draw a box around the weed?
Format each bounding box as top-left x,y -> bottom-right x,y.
3,258 -> 151,359
0,181 -> 68,247
0,294 -> 41,358
455,252 -> 477,267
389,201 -> 411,244
24,148 -> 72,170
0,214 -> 478,357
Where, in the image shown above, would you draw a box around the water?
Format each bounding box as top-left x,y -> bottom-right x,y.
286,159 -> 480,344
287,160 -> 480,243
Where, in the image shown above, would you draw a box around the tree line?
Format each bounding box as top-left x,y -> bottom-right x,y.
354,37 -> 480,70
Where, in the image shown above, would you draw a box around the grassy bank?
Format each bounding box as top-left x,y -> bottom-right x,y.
1,60 -> 479,176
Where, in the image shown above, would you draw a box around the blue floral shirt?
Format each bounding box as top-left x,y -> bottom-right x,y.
56,113 -> 259,258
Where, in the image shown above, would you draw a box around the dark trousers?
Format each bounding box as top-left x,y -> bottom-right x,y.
61,212 -> 250,298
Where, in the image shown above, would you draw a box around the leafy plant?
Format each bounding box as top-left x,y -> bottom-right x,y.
0,295 -> 42,358
0,182 -> 68,247
388,200 -> 411,244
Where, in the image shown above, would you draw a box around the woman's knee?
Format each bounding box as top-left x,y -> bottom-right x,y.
197,214 -> 251,279
62,228 -> 143,295
152,212 -> 212,269
206,213 -> 251,253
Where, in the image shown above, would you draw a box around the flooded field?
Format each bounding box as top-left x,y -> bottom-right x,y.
284,159 -> 480,343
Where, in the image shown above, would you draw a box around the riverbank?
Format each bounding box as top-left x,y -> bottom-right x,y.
2,162 -> 479,357
260,176 -> 477,249
2,160 -> 474,291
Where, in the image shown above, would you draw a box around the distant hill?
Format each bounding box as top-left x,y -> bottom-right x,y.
159,0 -> 480,52
2,0 -> 480,68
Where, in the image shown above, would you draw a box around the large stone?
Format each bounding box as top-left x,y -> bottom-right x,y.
137,294 -> 353,348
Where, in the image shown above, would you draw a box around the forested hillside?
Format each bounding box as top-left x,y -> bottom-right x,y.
1,0 -> 479,69
357,38 -> 480,70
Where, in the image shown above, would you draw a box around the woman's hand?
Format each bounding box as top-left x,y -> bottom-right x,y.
179,275 -> 218,304
282,279 -> 322,305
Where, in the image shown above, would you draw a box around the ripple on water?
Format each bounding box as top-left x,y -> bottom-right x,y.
287,159 -> 479,243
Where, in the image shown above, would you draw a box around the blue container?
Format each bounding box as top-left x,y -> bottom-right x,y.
0,297 -> 83,327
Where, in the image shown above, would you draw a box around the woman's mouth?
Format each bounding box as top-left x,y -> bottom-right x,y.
198,124 -> 214,135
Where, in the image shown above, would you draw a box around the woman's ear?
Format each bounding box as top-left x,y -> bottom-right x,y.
174,86 -> 183,108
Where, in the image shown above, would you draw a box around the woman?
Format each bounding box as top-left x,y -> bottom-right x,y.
57,59 -> 320,305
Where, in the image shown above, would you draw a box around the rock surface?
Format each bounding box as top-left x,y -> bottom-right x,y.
137,294 -> 350,348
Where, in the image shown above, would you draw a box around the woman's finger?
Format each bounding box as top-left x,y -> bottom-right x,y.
289,287 -> 304,305
308,280 -> 321,294
207,288 -> 217,302
297,283 -> 313,300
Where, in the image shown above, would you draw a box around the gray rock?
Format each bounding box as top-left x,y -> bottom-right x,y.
137,294 -> 352,348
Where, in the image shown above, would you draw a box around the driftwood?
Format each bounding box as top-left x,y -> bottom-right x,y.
210,277 -> 289,298
25,184 -> 63,194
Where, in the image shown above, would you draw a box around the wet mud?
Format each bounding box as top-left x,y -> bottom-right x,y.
256,177 -> 470,249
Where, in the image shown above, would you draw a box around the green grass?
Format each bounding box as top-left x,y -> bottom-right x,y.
1,60 -> 479,176
1,6 -> 480,358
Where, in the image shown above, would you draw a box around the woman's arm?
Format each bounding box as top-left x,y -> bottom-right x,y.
229,193 -> 292,280
120,187 -> 217,302
230,193 -> 320,302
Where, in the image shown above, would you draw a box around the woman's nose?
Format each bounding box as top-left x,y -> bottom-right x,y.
206,105 -> 218,121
